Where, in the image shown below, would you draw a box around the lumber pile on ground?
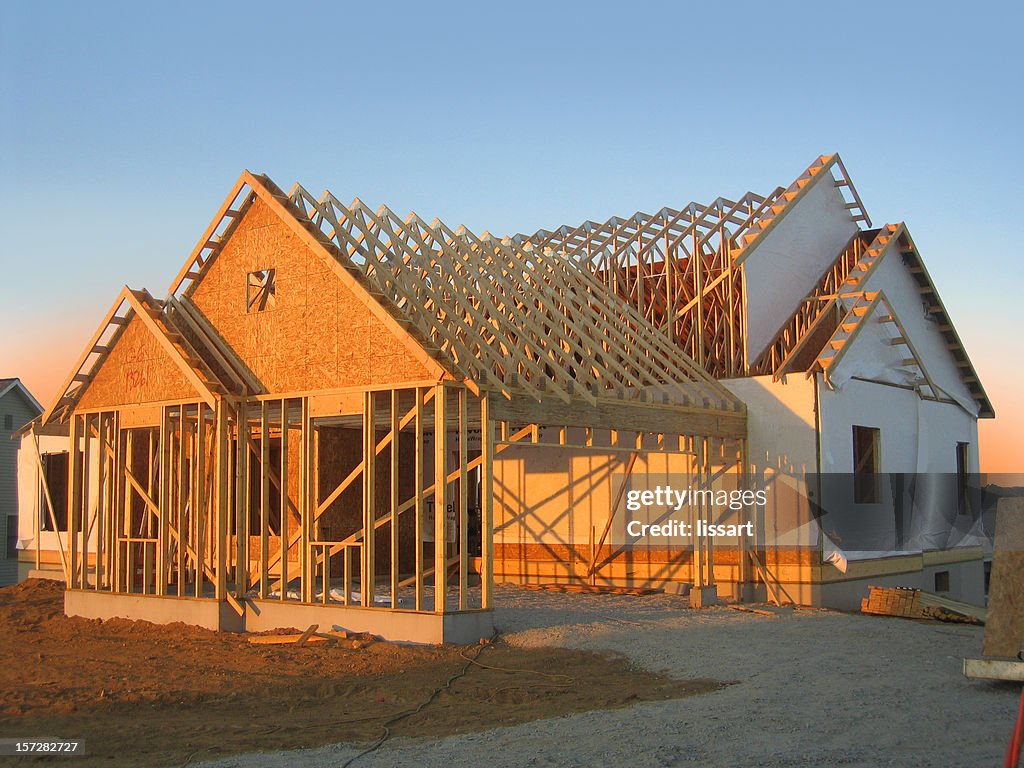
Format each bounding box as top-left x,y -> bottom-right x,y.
519,583 -> 662,596
247,624 -> 377,648
860,586 -> 985,625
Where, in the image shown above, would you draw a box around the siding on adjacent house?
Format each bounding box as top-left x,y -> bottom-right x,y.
0,387 -> 42,586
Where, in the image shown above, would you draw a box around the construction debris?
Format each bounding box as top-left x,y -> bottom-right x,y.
246,625 -> 376,647
247,633 -> 330,646
519,583 -> 662,596
727,605 -> 779,617
860,586 -> 985,625
295,624 -> 319,647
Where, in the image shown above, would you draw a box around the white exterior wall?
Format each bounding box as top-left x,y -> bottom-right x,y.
721,375 -> 819,550
859,244 -> 979,414
742,173 -> 859,362
818,377 -> 980,555
819,378 -> 978,476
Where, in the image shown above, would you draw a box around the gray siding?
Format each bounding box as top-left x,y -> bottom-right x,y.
1,389 -> 42,586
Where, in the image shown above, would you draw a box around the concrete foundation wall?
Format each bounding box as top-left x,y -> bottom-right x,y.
245,599 -> 493,644
813,556 -> 985,611
63,589 -> 493,645
65,589 -> 238,632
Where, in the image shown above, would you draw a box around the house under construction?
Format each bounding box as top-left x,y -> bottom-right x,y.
17,154 -> 992,642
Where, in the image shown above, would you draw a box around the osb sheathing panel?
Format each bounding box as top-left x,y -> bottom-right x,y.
983,497 -> 1024,658
77,315 -> 197,410
190,197 -> 432,394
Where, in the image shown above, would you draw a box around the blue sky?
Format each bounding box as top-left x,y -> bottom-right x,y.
1,0 -> 1021,467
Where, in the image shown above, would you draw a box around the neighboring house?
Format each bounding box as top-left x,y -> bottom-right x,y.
13,416 -> 72,584
20,153 -> 992,641
0,378 -> 43,586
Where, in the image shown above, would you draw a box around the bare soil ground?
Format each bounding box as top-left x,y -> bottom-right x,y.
0,580 -> 722,767
204,585 -> 1017,768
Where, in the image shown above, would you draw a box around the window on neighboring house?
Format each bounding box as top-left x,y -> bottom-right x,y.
853,425 -> 881,504
40,452 -> 70,532
956,442 -> 971,516
246,269 -> 276,313
3,414 -> 12,431
5,515 -> 17,558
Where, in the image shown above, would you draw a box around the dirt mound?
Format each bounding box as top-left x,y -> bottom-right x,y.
0,580 -> 724,766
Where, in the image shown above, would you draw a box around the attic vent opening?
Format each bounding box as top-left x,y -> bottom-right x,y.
247,269 -> 276,313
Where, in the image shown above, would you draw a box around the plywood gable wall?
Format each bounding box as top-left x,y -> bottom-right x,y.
189,197 -> 433,393
76,315 -> 197,410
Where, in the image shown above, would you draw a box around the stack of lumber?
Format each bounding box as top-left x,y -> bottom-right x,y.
860,586 -> 985,625
519,583 -> 662,596
861,586 -> 923,618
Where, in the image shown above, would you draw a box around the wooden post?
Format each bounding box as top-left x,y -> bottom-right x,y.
414,387 -> 425,611
32,431 -> 40,574
738,438 -> 752,591
68,414 -> 81,589
279,399 -> 289,599
691,435 -> 702,589
158,408 -> 172,596
480,394 -> 494,611
362,391 -> 376,607
117,428 -> 131,593
458,387 -> 468,610
177,405 -> 187,597
260,401 -> 270,599
300,397 -> 312,602
433,383 -> 447,614
94,412 -> 105,591
80,413 -> 91,590
111,413 -> 123,592
214,400 -> 229,601
144,428 -> 154,595
389,390 -> 400,607
234,400 -> 249,598
704,436 -> 715,587
313,415 -> 322,603
195,406 -> 207,598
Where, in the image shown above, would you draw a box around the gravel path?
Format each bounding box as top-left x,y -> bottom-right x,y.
201,586 -> 1015,767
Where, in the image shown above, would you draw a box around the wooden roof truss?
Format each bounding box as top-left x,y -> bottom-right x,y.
42,287 -> 237,425
286,185 -> 741,413
168,178 -> 258,298
512,155 -> 872,378
750,221 -> 992,416
811,290 -> 940,401
753,225 -> 898,377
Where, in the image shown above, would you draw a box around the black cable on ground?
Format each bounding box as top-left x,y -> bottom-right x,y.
338,629 -> 500,768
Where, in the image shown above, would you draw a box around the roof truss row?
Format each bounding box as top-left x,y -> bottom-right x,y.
284,184 -> 742,414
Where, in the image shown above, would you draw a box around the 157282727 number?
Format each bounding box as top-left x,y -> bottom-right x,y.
0,739 -> 85,756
